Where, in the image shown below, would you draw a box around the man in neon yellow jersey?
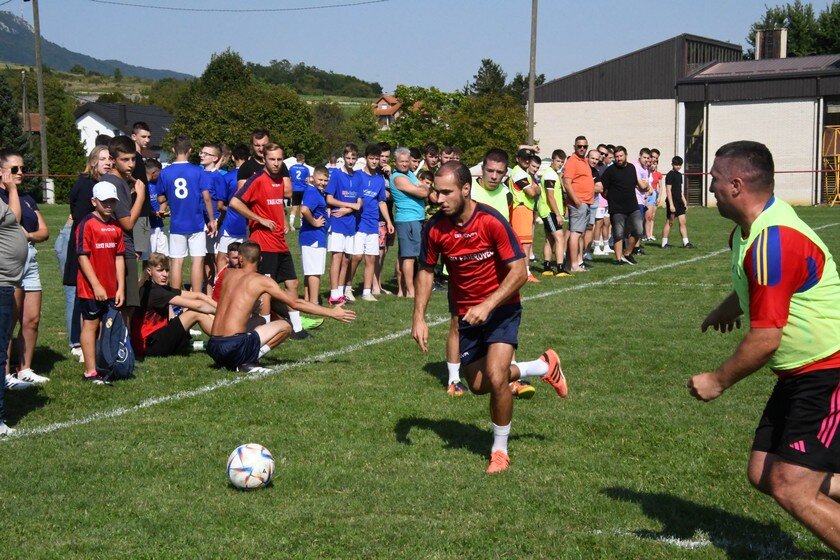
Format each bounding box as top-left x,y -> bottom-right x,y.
536,149 -> 569,277
688,140 -> 840,553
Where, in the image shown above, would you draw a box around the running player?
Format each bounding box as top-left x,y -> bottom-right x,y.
413,161 -> 569,473
688,141 -> 840,553
208,241 -> 355,371
156,135 -> 216,291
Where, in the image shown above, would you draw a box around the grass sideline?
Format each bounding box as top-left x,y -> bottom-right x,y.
1,204 -> 838,559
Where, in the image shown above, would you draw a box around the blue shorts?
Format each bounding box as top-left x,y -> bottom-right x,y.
396,220 -> 422,258
458,304 -> 521,367
206,331 -> 261,369
79,298 -> 114,320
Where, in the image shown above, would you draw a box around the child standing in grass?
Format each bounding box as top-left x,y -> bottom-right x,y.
299,166 -> 330,305
76,182 -> 125,384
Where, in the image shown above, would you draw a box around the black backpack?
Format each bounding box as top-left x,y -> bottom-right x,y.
96,305 -> 136,380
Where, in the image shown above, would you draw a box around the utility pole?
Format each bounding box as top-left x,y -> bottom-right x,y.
21,70 -> 29,134
527,0 -> 538,145
25,0 -> 50,201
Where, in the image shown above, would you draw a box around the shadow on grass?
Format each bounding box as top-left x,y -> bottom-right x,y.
395,416 -> 545,458
422,361 -> 448,387
4,390 -> 49,426
28,346 -> 66,373
601,487 -> 833,559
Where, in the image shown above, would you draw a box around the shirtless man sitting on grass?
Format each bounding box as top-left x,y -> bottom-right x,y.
208,241 -> 355,372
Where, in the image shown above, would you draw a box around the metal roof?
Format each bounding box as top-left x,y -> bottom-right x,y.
689,54 -> 840,80
73,102 -> 173,146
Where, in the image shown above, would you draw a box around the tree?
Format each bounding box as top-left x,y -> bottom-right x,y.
69,64 -> 86,75
467,59 -> 507,96
96,92 -> 132,103
448,94 -> 527,164
113,67 -> 123,82
143,77 -> 190,115
311,101 -> 347,157
343,103 -> 379,150
816,2 -> 840,54
506,72 -> 546,106
0,74 -> 36,192
378,85 -> 463,149
747,0 -> 819,57
168,50 -> 324,162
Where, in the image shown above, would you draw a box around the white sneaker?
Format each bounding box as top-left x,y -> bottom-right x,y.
0,423 -> 15,436
17,368 -> 49,384
343,288 -> 356,302
5,374 -> 35,391
189,329 -> 202,337
603,246 -> 614,254
593,247 -> 606,256
71,347 -> 85,362
361,293 -> 378,302
237,364 -> 271,374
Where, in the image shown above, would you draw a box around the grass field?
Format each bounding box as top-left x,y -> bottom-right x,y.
1,204 -> 838,559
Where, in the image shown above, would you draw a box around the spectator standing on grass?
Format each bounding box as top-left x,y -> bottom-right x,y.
661,156 -> 694,249
325,143 -> 361,305
644,148 -> 661,241
1,162 -> 49,385
536,149 -> 569,276
198,142 -> 225,291
688,140 -> 840,553
508,148 -> 541,282
563,136 -> 595,273
630,148 -> 652,255
299,166 -> 331,305
131,122 -> 153,267
600,146 -> 646,266
288,153 -> 310,231
76,182 -> 126,385
215,143 -> 249,275
145,159 -> 168,256
374,142 -> 394,296
0,150 -> 29,433
389,147 -> 428,300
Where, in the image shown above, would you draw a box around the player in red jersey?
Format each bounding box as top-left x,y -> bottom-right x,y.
412,162 -> 569,473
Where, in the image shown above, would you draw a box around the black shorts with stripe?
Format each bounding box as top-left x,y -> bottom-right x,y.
753,367 -> 840,472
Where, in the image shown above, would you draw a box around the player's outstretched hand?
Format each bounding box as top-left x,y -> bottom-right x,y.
331,306 -> 356,323
701,309 -> 741,333
412,319 -> 429,353
687,372 -> 725,402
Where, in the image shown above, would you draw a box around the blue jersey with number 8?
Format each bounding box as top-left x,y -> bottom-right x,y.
158,161 -> 208,235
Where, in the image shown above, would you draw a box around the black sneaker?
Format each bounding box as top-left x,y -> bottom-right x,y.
613,259 -> 627,265
290,330 -> 313,341
661,244 -> 673,249
684,242 -> 696,249
623,254 -> 638,265
82,373 -> 112,386
632,247 -> 645,256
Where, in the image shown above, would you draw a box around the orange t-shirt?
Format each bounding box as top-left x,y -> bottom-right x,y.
562,153 -> 595,204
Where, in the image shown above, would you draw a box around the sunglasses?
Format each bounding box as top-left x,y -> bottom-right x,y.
598,151 -> 608,156
576,144 -> 588,149
6,166 -> 24,174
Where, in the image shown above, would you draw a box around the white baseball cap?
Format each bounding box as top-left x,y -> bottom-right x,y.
92,181 -> 119,201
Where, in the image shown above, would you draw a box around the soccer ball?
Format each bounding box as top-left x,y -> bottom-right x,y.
227,443 -> 275,489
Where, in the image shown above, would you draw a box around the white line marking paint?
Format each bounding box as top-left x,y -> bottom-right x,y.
7,221 -> 837,441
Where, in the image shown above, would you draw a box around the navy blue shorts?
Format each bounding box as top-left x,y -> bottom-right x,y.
458,304 -> 521,367
79,298 -> 114,320
206,331 -> 261,369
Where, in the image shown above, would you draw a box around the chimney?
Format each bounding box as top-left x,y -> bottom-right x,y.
755,28 -> 788,60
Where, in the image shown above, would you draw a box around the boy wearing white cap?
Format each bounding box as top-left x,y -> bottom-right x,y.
75,182 -> 126,384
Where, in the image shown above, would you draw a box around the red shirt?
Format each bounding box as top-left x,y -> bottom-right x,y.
212,266 -> 228,302
421,203 -> 524,315
75,213 -> 125,300
235,170 -> 289,253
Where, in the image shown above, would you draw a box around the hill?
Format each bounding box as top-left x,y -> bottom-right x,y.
250,59 -> 382,98
0,11 -> 191,80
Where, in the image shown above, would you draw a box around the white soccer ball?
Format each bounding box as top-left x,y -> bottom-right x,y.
227,443 -> 275,489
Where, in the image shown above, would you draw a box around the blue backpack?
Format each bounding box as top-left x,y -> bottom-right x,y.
96,305 -> 135,380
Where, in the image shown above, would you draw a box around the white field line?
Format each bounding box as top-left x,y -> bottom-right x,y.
6,222 -> 838,442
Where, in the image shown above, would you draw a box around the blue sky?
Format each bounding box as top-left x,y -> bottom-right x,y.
9,0 -> 837,91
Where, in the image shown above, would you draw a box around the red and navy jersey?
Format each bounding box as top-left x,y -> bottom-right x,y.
735,224 -> 840,374
235,170 -> 289,253
421,203 -> 524,315
75,213 -> 125,300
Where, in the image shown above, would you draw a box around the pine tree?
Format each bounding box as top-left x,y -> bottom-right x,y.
0,74 -> 37,192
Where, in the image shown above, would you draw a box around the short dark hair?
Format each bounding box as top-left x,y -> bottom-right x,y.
109,135 -> 136,157
574,135 -> 587,143
313,165 -> 329,177
231,143 -> 250,161
227,241 -> 242,254
364,144 -> 381,157
606,144 -> 616,152
671,156 -> 683,166
201,142 -> 222,155
640,147 -> 651,156
132,121 -> 150,134
436,161 -> 471,189
423,142 -> 439,156
482,148 -> 509,168
173,135 -> 192,155
251,129 -> 269,142
409,147 -> 422,159
596,143 -> 607,151
95,133 -> 113,147
714,140 -> 774,189
441,145 -> 455,156
614,145 -> 627,156
377,141 -> 392,153
295,153 -> 305,161
343,143 -> 358,156
417,169 -> 434,183
145,158 -> 162,171
239,241 -> 261,264
0,149 -> 22,164
551,149 -> 566,160
530,155 -> 541,165
650,148 -> 660,156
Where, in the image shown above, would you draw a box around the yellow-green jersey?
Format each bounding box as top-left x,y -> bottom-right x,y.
536,166 -> 564,219
471,177 -> 510,221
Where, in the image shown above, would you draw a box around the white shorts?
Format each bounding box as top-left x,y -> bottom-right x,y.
150,227 -> 169,256
328,232 -> 355,254
217,234 -> 245,254
353,231 -> 379,256
595,207 -> 609,220
169,232 -> 207,258
301,245 -> 327,276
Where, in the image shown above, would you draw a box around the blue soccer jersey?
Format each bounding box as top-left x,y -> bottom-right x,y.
148,179 -> 164,229
353,170 -> 387,235
289,163 -> 310,193
299,184 -> 329,247
158,161 -> 208,235
201,170 -> 225,221
325,168 -> 358,236
220,168 -> 247,238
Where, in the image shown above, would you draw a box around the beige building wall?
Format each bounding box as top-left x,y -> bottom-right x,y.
706,99 -> 819,205
533,99 -> 678,160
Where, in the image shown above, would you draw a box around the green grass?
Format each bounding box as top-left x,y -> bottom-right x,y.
1,205 -> 839,559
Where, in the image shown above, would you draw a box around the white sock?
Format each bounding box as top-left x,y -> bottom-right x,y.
661,237 -> 668,247
363,288 -> 371,296
338,285 -> 345,294
516,358 -> 549,378
526,263 -> 531,276
258,344 -> 270,359
289,311 -> 303,332
491,422 -> 511,454
682,237 -> 690,246
330,288 -> 340,298
447,362 -> 460,385
260,314 -> 270,324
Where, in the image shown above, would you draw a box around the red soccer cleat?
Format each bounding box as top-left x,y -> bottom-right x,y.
540,349 -> 568,398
